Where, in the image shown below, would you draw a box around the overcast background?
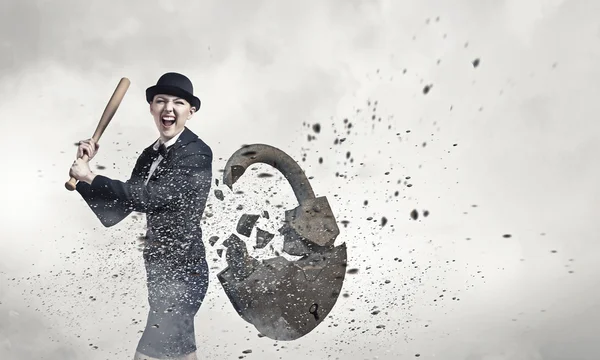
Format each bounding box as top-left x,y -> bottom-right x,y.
1,0 -> 599,359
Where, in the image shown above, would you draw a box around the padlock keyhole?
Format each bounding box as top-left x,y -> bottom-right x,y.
309,303 -> 319,321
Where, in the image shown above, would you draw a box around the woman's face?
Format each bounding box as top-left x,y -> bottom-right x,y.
150,94 -> 196,141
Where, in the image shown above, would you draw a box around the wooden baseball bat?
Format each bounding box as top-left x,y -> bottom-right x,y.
65,77 -> 131,191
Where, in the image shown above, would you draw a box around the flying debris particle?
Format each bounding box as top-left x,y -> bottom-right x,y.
312,123 -> 321,133
423,210 -> 429,217
261,210 -> 269,219
208,236 -> 219,246
215,179 -> 219,186
223,234 -> 246,250
346,151 -> 351,159
236,214 -> 260,237
423,84 -> 432,94
550,250 -> 557,253
255,228 -> 275,249
341,220 -> 350,228
472,58 -> 480,68
363,200 -> 368,205
502,234 -> 512,238
381,217 -> 388,227
96,165 -> 106,170
242,349 -> 253,354
236,205 -> 243,211
319,157 -> 323,164
214,189 -> 224,201
216,249 -> 224,258
410,210 -> 419,220
347,268 -> 359,274
257,173 -> 274,178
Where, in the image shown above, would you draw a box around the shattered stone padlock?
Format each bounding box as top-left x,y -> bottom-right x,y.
217,144 -> 348,340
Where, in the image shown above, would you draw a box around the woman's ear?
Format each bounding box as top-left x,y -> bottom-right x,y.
187,107 -> 196,120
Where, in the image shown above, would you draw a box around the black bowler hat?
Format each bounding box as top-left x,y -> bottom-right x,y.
146,72 -> 201,111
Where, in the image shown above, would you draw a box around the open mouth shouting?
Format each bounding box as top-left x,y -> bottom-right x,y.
161,114 -> 176,128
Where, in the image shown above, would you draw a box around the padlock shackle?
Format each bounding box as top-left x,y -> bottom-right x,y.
223,144 -> 316,204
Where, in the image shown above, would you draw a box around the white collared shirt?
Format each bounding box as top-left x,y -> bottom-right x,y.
144,128 -> 184,185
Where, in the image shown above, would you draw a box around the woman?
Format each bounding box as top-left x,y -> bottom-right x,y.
69,72 -> 213,360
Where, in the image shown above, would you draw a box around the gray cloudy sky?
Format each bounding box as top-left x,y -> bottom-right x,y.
1,0 -> 599,359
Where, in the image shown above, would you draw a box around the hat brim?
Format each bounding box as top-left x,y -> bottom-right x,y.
146,85 -> 201,111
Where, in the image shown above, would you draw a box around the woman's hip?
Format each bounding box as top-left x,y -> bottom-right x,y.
144,257 -> 209,312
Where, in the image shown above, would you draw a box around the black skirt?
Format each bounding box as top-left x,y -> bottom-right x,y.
136,254 -> 209,358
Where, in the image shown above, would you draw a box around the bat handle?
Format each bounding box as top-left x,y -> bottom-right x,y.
65,154 -> 90,191
64,178 -> 77,191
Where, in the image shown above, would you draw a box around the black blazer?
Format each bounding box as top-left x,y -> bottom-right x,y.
76,126 -> 213,272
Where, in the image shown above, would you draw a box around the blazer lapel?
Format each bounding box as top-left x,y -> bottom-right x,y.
140,127 -> 198,182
